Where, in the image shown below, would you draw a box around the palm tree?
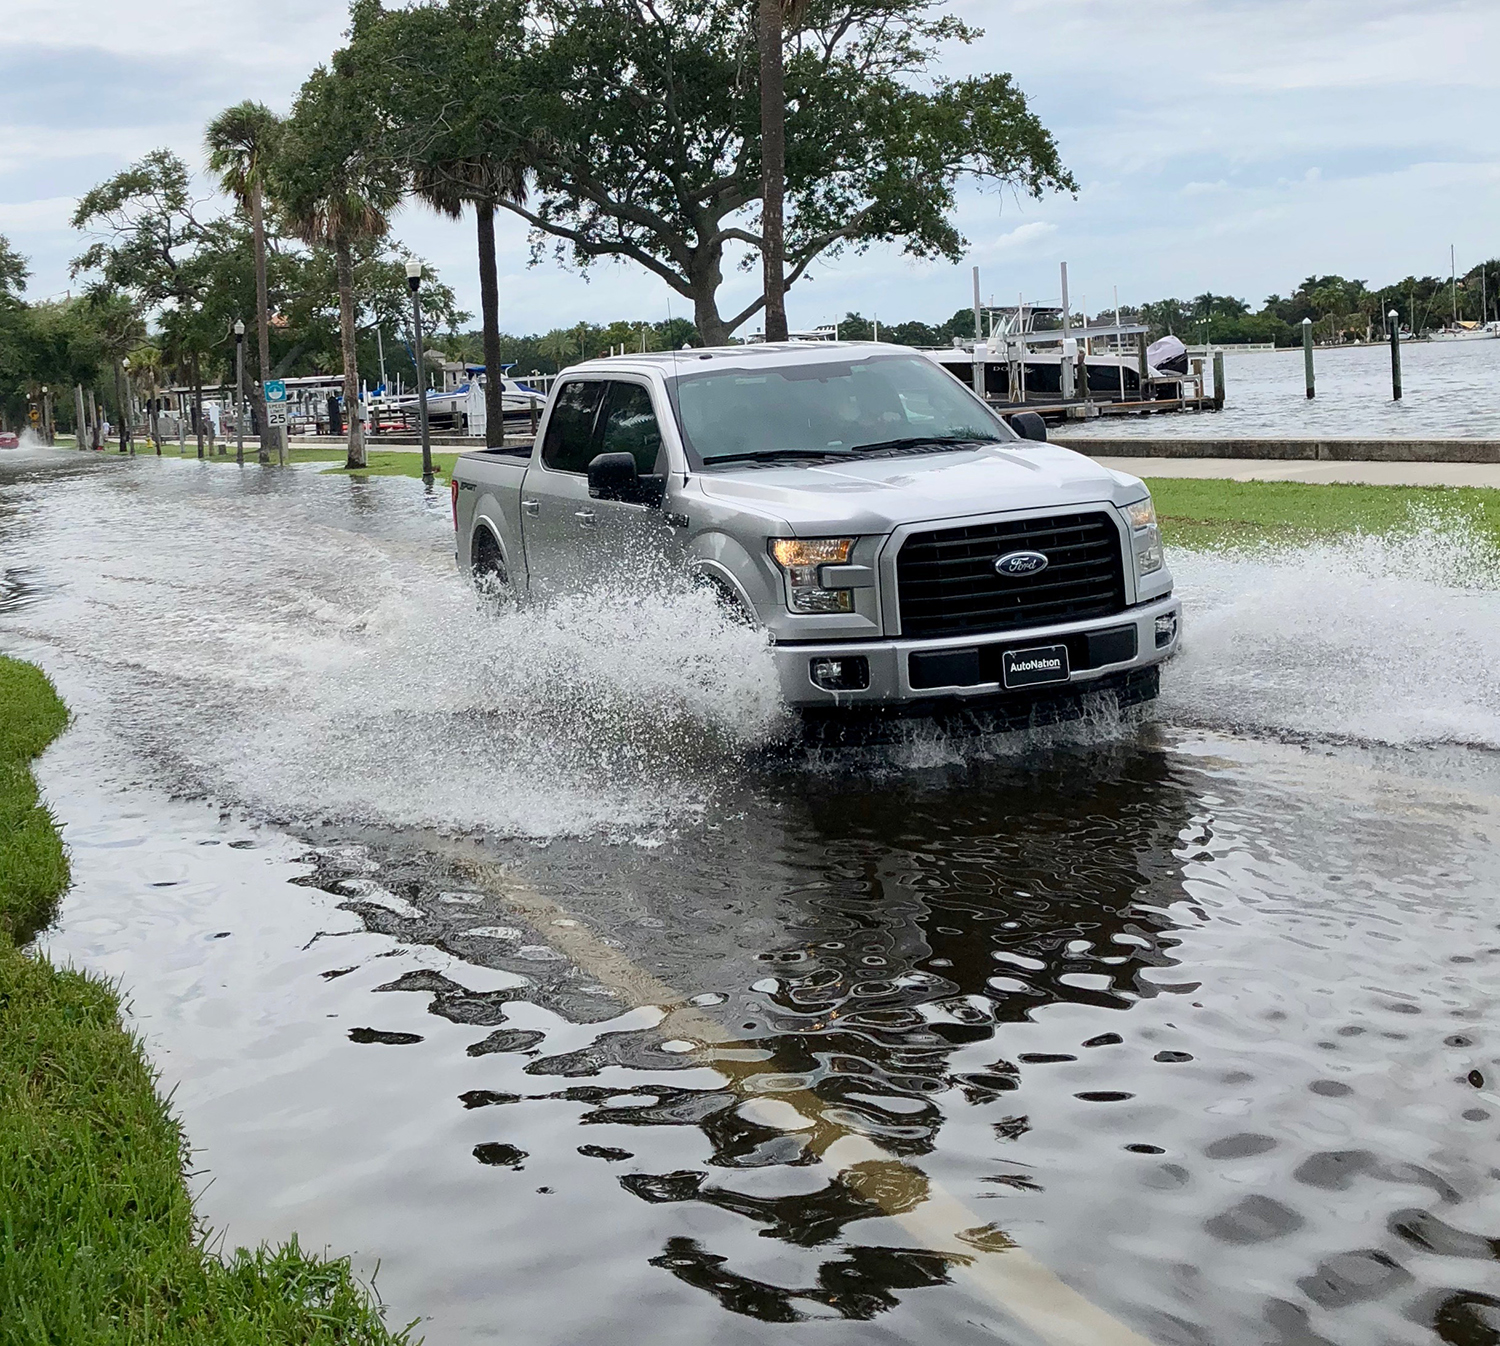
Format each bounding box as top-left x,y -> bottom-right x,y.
127,341 -> 165,453
275,67 -> 401,469
537,328 -> 577,368
410,158 -> 527,448
205,101 -> 283,464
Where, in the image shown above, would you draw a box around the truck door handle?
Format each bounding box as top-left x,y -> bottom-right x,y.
574,509 -> 597,528
522,499 -> 539,517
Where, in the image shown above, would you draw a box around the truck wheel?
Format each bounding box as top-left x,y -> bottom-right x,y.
701,574 -> 757,628
471,528 -> 510,595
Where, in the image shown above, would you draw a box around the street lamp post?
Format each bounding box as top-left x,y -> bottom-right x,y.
40,386 -> 50,445
120,357 -> 135,455
406,260 -> 433,486
234,319 -> 246,466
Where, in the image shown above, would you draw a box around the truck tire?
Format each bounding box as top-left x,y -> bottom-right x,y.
471,527 -> 510,595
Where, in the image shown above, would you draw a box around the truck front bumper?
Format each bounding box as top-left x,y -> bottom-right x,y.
771,593 -> 1182,710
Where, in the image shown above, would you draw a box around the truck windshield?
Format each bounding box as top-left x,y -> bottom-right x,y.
673,353 -> 1009,466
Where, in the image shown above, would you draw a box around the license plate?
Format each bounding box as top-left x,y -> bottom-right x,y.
1002,644 -> 1070,689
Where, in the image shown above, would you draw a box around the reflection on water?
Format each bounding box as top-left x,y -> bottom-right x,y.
5,450 -> 1500,1345
1064,337 -> 1500,439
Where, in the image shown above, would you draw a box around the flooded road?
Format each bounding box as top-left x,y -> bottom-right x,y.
5,447 -> 1500,1345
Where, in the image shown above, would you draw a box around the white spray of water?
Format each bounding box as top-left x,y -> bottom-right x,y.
2,463 -> 787,838
1165,509 -> 1500,750
4,459 -> 1499,838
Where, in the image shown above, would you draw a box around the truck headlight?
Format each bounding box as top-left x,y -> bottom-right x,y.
770,537 -> 856,613
1125,496 -> 1163,576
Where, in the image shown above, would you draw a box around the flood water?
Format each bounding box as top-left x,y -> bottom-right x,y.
5,447 -> 1500,1345
1064,336 -> 1500,441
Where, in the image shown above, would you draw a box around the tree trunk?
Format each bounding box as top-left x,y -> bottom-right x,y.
335,234 -> 365,469
691,271 -> 732,347
476,201 -> 505,448
758,0 -> 788,343
252,181 -> 275,465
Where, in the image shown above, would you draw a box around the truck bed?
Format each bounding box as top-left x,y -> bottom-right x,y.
463,442 -> 533,460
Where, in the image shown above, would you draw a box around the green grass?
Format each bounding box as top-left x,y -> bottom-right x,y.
315,451 -> 463,481
1148,478 -> 1500,552
0,656 -> 413,1346
172,445 -> 465,482
0,660 -> 70,946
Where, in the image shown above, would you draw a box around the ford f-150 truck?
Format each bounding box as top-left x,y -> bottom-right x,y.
450,342 -> 1180,719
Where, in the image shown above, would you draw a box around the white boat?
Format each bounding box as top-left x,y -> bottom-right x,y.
372,372 -> 547,436
924,305 -> 1194,405
1428,323 -> 1497,341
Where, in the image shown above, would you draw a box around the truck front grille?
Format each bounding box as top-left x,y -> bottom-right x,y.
896,511 -> 1126,638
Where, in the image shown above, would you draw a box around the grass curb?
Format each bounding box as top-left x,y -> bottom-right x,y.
0,655 -> 413,1345
1148,478 -> 1500,552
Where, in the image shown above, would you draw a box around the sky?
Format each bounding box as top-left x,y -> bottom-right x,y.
2,0 -> 1497,336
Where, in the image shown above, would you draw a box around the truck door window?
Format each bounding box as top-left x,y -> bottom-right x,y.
540,380 -> 606,473
597,382 -> 664,476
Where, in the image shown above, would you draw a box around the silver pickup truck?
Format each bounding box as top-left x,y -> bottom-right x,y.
450,342 -> 1180,720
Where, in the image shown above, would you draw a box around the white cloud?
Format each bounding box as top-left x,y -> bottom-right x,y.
0,196 -> 76,230
984,221 -> 1058,254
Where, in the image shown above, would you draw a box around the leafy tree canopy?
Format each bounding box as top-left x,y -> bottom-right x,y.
70,150 -> 209,310
348,0 -> 1074,344
0,236 -> 28,300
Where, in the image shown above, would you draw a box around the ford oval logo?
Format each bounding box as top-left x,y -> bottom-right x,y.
994,549 -> 1049,577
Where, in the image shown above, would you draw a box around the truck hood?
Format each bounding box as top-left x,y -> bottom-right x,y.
693,443 -> 1144,534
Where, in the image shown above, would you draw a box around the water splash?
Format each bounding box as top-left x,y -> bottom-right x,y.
1165,509 -> 1500,749
0,461 -> 786,839
4,455 -> 1500,840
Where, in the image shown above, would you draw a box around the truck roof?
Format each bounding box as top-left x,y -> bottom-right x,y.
562,340 -> 914,381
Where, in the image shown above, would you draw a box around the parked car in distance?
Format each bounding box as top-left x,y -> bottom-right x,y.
450,342 -> 1180,722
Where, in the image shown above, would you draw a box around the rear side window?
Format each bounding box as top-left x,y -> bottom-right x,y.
541,380 -> 605,473
597,383 -> 664,476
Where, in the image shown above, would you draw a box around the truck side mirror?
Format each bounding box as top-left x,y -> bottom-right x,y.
1010,411 -> 1047,443
587,451 -> 639,501
588,452 -> 667,506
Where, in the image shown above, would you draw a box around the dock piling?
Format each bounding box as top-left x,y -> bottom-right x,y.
1302,317 -> 1315,399
1388,309 -> 1402,401
1212,350 -> 1225,411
